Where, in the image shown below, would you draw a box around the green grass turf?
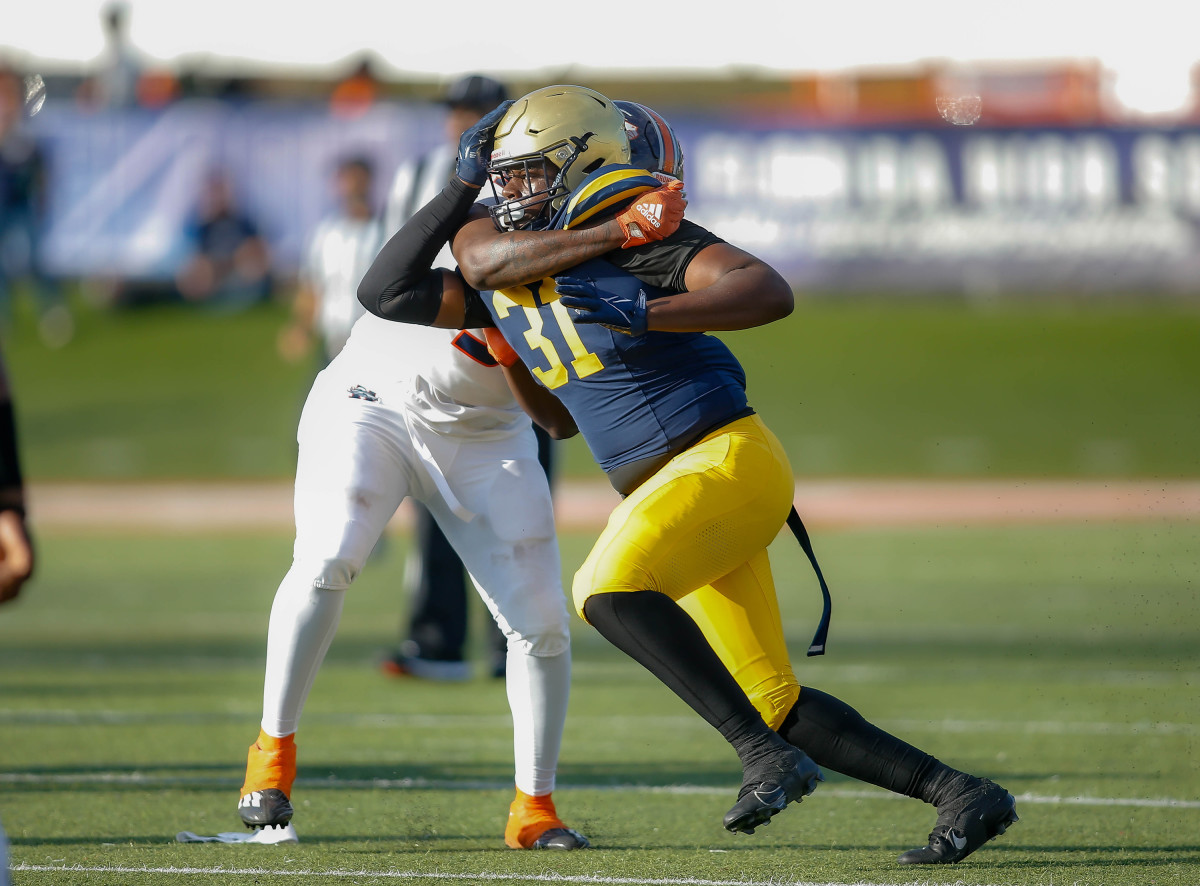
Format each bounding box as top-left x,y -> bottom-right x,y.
2,521 -> 1197,885
5,289 -> 1200,481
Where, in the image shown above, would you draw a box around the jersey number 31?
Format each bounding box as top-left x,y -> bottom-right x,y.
492,281 -> 603,390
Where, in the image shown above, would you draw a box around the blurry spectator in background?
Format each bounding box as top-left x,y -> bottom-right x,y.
0,63 -> 72,347
384,74 -> 508,235
278,156 -> 385,366
330,55 -> 383,120
379,73 -> 557,682
77,2 -> 145,110
175,169 -> 272,312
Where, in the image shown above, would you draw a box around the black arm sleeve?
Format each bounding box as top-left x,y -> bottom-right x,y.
462,285 -> 497,329
0,391 -> 25,516
357,176 -> 479,324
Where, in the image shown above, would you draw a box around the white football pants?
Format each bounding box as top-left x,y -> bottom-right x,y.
259,363 -> 571,796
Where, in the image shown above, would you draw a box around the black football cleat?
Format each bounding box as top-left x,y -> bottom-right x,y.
239,788 -> 295,829
530,827 -> 591,850
898,777 -> 1018,865
723,746 -> 822,834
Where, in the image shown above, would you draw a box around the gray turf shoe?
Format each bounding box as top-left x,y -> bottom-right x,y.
530,827 -> 591,850
238,788 -> 295,829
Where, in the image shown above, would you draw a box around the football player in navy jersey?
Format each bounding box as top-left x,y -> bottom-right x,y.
359,85 -> 1017,865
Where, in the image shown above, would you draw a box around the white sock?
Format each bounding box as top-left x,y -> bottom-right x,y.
260,566 -> 346,738
506,645 -> 571,797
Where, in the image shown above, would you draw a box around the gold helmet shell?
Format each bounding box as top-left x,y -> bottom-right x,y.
488,85 -> 631,230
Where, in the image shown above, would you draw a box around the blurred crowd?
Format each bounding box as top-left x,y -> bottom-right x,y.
0,2 -> 417,349
0,62 -> 72,346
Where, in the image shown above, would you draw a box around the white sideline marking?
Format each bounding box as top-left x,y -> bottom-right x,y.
2,770 -> 1198,809
8,865 -> 1015,886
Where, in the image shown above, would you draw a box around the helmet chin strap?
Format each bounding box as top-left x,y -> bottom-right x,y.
546,133 -> 594,229
555,133 -> 593,181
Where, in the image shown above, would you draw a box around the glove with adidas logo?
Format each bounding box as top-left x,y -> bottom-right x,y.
613,179 -> 686,248
555,276 -> 648,336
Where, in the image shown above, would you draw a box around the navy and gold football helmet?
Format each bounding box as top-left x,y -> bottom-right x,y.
615,100 -> 685,181
488,85 -> 631,231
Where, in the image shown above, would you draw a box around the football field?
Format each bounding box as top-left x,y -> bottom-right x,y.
2,510 -> 1197,886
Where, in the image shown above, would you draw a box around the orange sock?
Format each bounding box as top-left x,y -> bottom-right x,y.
504,787 -> 564,849
240,729 -> 296,796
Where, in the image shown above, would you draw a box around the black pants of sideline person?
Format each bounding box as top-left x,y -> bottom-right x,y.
393,423 -> 555,679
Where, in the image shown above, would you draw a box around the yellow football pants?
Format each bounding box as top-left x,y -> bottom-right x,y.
572,414 -> 801,730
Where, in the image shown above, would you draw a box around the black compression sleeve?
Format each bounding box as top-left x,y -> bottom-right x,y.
357,176 -> 479,324
461,282 -> 496,329
0,398 -> 25,515
777,687 -> 953,801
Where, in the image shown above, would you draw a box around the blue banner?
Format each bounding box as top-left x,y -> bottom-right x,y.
672,117 -> 1200,293
27,103 -> 1200,293
32,101 -> 441,279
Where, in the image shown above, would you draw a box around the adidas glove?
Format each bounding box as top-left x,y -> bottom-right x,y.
556,276 -> 648,337
613,179 -> 686,248
483,325 -> 520,367
455,100 -> 514,187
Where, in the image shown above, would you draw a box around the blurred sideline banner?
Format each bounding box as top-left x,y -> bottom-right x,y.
34,101 -> 442,280
674,116 -> 1200,294
31,103 -> 1200,293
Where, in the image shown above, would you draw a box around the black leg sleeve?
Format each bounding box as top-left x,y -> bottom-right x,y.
777,687 -> 962,802
403,504 -> 469,661
583,591 -> 775,752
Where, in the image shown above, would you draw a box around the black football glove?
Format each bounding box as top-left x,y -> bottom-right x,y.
455,100 -> 514,187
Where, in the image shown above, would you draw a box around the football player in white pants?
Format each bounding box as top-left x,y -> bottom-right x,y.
239,311 -> 587,850
237,104 -> 597,852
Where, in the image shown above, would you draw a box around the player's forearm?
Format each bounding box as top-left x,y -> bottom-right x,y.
500,363 -> 578,440
454,219 -> 626,292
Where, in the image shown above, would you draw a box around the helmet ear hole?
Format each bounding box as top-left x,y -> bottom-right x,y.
583,157 -> 607,175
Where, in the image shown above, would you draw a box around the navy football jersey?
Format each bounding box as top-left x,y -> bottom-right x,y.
482,243 -> 753,478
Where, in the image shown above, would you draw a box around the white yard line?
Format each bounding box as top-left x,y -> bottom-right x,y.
2,769 -> 1197,809
0,865 -> 1080,886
